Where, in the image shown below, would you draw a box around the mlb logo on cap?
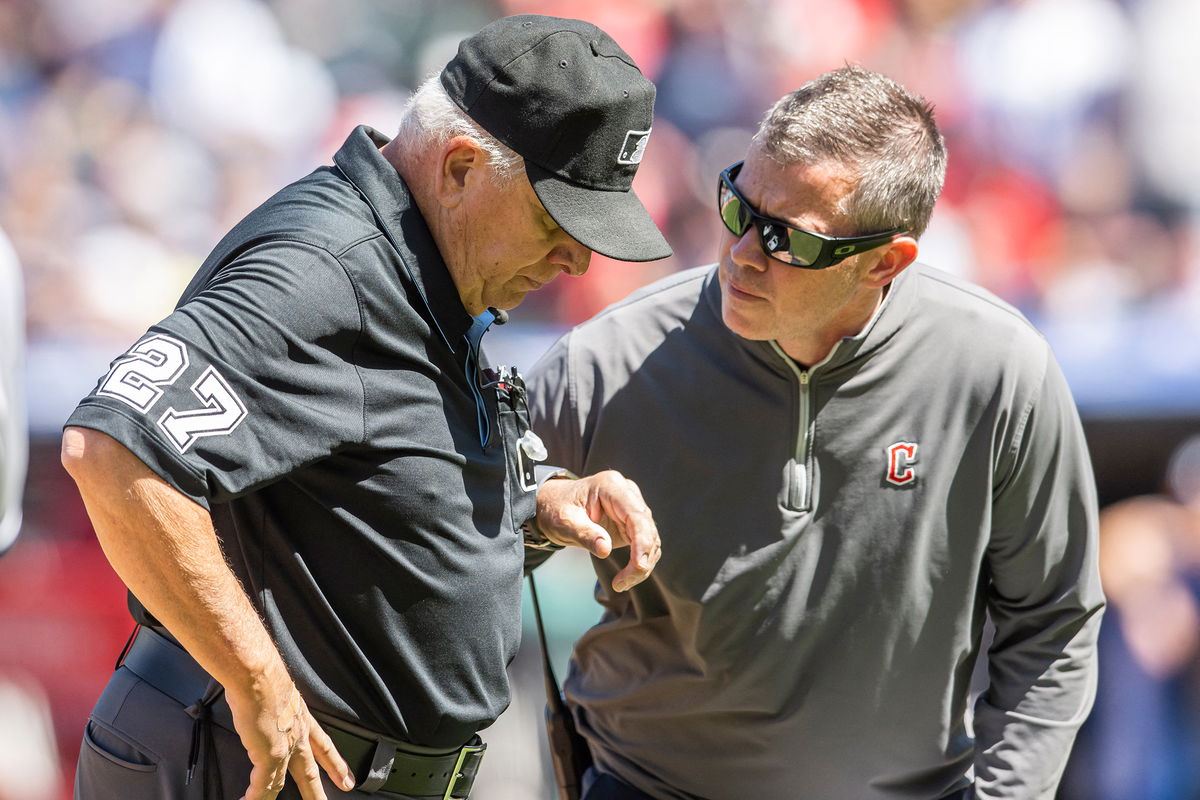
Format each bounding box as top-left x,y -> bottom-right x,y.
618,129 -> 651,165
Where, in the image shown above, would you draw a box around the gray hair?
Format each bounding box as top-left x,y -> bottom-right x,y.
752,65 -> 947,238
395,75 -> 524,185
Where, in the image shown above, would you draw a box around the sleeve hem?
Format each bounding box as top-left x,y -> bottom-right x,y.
66,401 -> 212,509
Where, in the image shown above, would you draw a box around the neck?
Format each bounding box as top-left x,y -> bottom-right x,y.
382,139 -> 481,314
384,139 -> 440,238
776,286 -> 885,367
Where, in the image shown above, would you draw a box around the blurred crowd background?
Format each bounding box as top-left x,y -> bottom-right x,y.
1,0 -> 1199,797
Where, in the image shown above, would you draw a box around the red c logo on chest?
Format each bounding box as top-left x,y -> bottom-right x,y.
886,442 -> 919,486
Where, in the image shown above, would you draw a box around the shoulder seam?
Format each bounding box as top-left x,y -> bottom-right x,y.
227,236 -> 367,264
334,231 -> 386,259
916,268 -> 1040,333
221,238 -> 371,445
581,266 -> 712,328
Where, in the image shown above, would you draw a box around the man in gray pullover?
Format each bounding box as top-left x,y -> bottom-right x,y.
526,65 -> 1104,800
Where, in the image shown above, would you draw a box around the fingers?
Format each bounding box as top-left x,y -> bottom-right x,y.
288,741 -> 330,800
535,469 -> 663,591
536,478 -> 612,555
596,474 -> 660,592
240,758 -> 291,800
238,729 -> 304,800
242,713 -> 352,800
611,510 -> 659,592
281,704 -> 356,800
556,504 -> 614,557
307,715 -> 357,793
535,470 -> 662,587
230,681 -> 338,800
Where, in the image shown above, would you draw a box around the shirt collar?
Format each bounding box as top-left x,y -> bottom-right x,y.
813,269 -> 910,372
331,125 -> 473,347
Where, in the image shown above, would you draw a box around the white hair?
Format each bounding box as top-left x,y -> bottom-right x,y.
394,75 -> 524,186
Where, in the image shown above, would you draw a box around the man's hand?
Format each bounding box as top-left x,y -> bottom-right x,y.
225,662 -> 355,800
535,470 -> 660,591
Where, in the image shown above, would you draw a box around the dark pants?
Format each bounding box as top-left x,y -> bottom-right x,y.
75,663 -> 272,800
579,767 -> 976,800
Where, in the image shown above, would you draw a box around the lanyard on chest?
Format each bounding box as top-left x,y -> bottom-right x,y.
465,310 -> 497,448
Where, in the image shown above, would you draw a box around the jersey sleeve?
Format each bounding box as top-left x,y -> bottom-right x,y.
974,343 -> 1105,798
65,240 -> 367,508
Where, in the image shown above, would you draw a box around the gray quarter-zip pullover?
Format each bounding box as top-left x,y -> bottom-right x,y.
527,263 -> 1103,799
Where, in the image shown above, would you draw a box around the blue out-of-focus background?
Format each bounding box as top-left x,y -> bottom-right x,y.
1,0 -> 1199,797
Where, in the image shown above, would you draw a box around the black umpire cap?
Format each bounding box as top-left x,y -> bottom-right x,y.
440,14 -> 672,263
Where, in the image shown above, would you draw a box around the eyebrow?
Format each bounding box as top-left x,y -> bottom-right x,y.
736,165 -> 854,235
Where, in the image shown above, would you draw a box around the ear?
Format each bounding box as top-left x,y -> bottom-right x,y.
863,235 -> 918,288
432,136 -> 485,209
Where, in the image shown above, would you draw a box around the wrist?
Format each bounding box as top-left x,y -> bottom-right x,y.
200,620 -> 291,698
534,466 -> 579,487
521,517 -> 566,551
527,468 -> 580,551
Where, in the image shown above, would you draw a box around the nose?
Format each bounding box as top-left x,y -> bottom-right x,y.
549,235 -> 592,277
726,224 -> 769,273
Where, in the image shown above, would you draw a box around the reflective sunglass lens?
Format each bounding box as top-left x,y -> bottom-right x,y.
719,190 -> 748,235
789,231 -> 824,266
760,223 -> 788,254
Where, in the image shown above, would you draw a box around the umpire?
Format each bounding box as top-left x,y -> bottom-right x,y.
61,15 -> 665,800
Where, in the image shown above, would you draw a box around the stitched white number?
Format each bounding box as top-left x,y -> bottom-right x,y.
97,334 -> 248,453
98,335 -> 190,412
158,367 -> 248,453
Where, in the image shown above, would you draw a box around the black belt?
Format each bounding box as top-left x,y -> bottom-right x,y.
119,626 -> 485,798
120,625 -> 235,730
315,712 -> 485,799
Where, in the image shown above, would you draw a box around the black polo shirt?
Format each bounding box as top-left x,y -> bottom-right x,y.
66,126 -> 537,748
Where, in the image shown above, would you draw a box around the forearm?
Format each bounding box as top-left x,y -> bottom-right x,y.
973,605 -> 1101,798
63,426 -> 353,796
61,426 -> 287,693
975,516 -> 1104,799
974,351 -> 1105,796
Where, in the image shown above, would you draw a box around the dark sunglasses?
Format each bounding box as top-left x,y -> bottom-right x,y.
718,161 -> 905,269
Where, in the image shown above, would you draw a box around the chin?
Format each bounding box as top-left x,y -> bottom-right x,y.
488,292 -> 526,312
720,295 -> 773,341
